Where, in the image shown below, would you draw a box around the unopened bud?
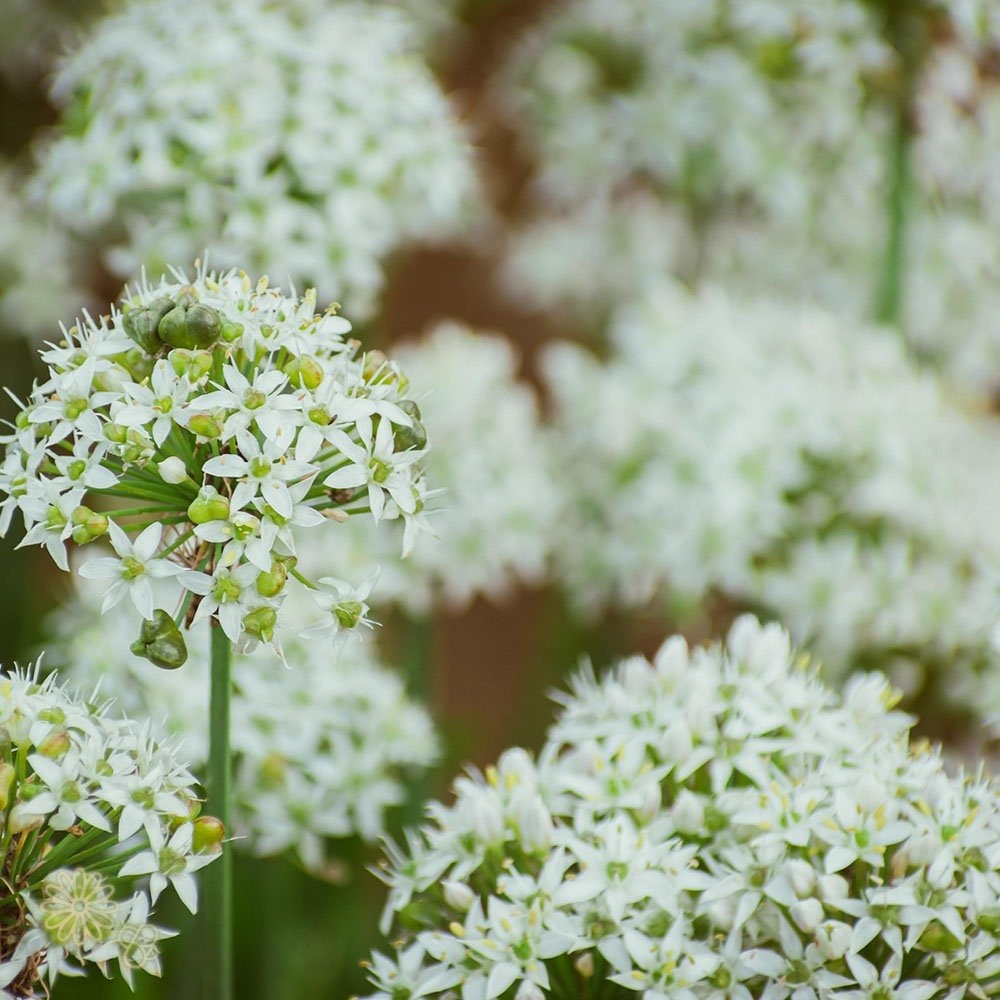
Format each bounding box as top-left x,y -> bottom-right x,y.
0,763 -> 15,810
188,488 -> 230,524
790,899 -> 823,934
8,802 -> 44,833
393,400 -> 427,452
574,954 -> 595,979
787,859 -> 816,898
442,881 -> 475,912
38,731 -> 70,758
282,354 -> 324,390
671,789 -> 704,834
130,609 -> 188,670
70,505 -> 108,544
193,815 -> 225,854
158,456 -> 188,485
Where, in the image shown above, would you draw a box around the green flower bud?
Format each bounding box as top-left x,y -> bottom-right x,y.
393,400 -> 427,452
188,488 -> 230,524
242,606 -> 277,642
38,731 -> 70,758
70,505 -> 109,544
282,354 -> 324,390
8,802 -> 44,833
0,762 -> 15,810
130,609 -> 188,670
122,296 -> 173,354
158,300 -> 223,351
169,348 -> 214,380
258,752 -> 286,789
256,559 -> 288,598
192,815 -> 226,854
188,410 -> 225,440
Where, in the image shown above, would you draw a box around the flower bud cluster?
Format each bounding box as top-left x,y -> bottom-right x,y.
35,0 -> 479,319
0,667 -> 219,995
46,580 -> 438,874
302,324 -> 559,614
542,281 -> 1000,712
0,264 -> 431,658
362,616 -> 1000,1000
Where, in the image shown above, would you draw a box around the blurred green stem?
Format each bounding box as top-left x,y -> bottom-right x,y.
204,624 -> 233,1000
875,102 -> 913,328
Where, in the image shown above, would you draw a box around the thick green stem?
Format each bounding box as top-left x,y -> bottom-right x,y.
875,104 -> 913,329
203,623 -> 233,1000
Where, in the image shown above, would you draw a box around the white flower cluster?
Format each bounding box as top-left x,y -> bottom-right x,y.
45,581 -> 438,873
0,668 -> 219,997
35,0 -> 479,319
301,324 -> 559,614
499,0 -> 1000,391
542,282 -> 1000,702
0,263 -> 431,658
362,616 -> 1000,1000
0,168 -> 91,340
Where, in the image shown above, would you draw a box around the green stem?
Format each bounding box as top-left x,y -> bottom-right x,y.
875,102 -> 913,329
203,623 -> 233,1000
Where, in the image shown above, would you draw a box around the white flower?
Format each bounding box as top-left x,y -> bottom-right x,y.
36,0 -> 479,319
78,521 -> 186,619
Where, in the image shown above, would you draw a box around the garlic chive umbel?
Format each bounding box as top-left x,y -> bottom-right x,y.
360,617 -> 1000,1000
0,262 -> 431,662
0,667 -> 219,997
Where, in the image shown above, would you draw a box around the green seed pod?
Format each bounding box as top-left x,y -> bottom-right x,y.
282,354 -> 324,390
70,505 -> 109,544
168,348 -> 212,379
192,815 -> 226,854
122,296 -> 174,354
187,488 -> 230,524
220,318 -> 244,343
256,558 -> 287,598
334,600 -> 364,629
393,400 -> 427,451
188,410 -> 225,440
158,301 -> 223,351
130,609 -> 188,670
242,606 -> 277,642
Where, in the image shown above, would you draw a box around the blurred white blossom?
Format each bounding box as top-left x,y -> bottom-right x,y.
35,0 -> 480,318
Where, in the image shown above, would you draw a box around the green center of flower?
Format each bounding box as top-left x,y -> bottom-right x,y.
64,397 -> 88,419
606,861 -> 628,881
158,846 -> 186,878
131,787 -> 155,809
60,780 -> 82,803
308,406 -> 331,426
45,505 -> 68,530
67,459 -> 87,481
213,576 -> 242,603
243,388 -> 266,410
121,556 -> 145,580
335,601 -> 364,628
250,457 -> 272,479
154,395 -> 173,414
370,458 -> 390,483
512,939 -> 533,962
231,514 -> 258,541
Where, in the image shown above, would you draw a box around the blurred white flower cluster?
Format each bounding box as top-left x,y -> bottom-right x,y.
0,667 -> 219,997
35,0 -> 479,318
0,169 -> 91,340
499,0 -> 1000,391
46,582 -> 437,874
301,323 -> 558,614
363,616 -> 1000,1000
0,264 -> 430,657
542,282 -> 1000,700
